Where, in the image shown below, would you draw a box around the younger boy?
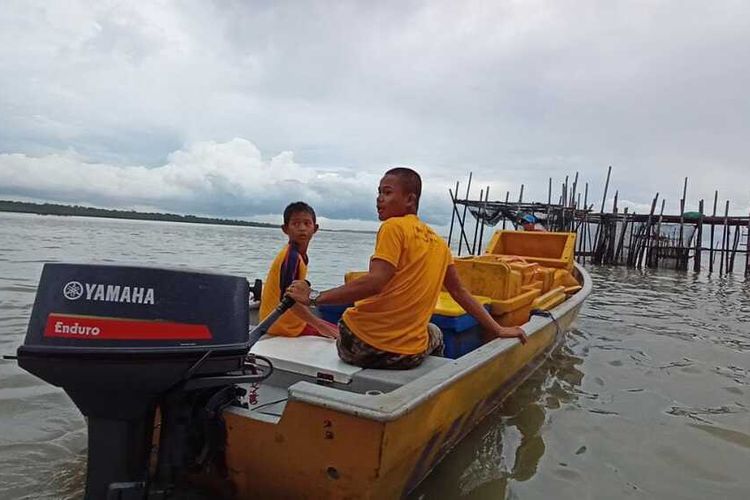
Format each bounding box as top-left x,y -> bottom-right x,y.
259,202 -> 338,338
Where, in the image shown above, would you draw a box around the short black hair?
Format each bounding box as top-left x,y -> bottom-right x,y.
384,167 -> 422,209
283,201 -> 317,225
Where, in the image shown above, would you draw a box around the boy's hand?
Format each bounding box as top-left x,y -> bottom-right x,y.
315,320 -> 340,339
286,280 -> 311,305
494,325 -> 528,344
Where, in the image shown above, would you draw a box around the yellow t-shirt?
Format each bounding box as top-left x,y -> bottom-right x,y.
260,244 -> 308,336
342,214 -> 453,354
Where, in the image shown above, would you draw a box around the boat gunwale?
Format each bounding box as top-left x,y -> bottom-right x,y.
277,263 -> 592,421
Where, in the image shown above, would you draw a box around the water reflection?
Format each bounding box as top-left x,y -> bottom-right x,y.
411,337 -> 585,499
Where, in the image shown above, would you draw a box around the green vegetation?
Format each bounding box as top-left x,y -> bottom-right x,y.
0,200 -> 277,228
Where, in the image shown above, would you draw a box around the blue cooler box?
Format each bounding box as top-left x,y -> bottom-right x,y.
431,292 -> 491,359
317,303 -> 352,325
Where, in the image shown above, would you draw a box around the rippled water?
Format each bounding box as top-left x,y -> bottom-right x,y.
1,212 -> 748,499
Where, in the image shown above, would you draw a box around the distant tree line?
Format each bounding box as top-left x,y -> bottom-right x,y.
0,200 -> 277,229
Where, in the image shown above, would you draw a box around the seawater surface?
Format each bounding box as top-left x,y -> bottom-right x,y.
0,212 -> 748,499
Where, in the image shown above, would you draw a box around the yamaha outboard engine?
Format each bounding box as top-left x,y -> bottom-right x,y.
16,263 -> 284,499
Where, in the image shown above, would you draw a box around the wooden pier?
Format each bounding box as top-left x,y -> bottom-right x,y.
448,169 -> 750,276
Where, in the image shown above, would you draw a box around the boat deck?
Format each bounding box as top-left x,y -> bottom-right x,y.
238,336 -> 450,423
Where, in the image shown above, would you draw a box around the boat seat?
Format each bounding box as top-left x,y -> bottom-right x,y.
351,356 -> 450,392
250,335 -> 363,384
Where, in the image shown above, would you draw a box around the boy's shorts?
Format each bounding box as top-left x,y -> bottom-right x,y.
336,320 -> 444,370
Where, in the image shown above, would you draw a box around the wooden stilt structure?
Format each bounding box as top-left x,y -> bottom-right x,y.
449,168 -> 749,275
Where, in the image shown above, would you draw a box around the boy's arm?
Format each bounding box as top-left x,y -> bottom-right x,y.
442,264 -> 528,344
286,258 -> 396,306
287,303 -> 339,338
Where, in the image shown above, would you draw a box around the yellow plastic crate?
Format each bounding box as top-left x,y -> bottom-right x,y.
531,286 -> 567,311
434,291 -> 491,316
490,287 -> 541,327
453,258 -> 521,300
484,230 -> 577,270
553,268 -> 580,289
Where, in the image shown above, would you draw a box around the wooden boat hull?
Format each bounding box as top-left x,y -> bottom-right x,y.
221,264 -> 591,498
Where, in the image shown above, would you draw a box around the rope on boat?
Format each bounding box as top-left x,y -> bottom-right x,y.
529,308 -> 561,339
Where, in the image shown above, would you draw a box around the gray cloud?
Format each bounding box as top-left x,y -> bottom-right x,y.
1,0 -> 748,224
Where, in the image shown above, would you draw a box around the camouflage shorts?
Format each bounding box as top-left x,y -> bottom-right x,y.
336,320 -> 444,370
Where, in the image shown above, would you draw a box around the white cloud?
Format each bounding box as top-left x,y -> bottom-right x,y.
0,138 -> 385,221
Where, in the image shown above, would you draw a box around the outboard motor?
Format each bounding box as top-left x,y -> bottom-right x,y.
15,263 -> 286,499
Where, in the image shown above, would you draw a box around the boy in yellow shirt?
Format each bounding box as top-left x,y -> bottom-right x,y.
286,168 -> 526,369
259,202 -> 338,338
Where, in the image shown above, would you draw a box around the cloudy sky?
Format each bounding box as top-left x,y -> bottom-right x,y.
1,0 -> 748,229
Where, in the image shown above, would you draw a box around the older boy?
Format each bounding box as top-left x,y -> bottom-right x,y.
259,202 -> 338,338
286,168 -> 526,368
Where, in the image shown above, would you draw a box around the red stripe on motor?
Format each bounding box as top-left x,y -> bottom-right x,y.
44,314 -> 212,340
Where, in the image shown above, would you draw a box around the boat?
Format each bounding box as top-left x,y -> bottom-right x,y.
14,230 -> 590,499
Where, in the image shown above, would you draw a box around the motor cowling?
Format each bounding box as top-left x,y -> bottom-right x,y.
17,263 -> 254,499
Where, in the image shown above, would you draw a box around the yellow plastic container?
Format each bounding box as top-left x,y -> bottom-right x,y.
531,267 -> 556,293
453,259 -> 521,300
531,286 -> 567,311
489,287 -> 541,327
484,231 -> 577,270
553,268 -> 580,289
508,262 -> 539,286
434,291 -> 491,316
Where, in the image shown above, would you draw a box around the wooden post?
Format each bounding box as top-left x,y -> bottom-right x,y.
720,200 -> 729,275
627,213 -> 640,267
641,193 -> 659,268
607,191 -> 619,263
502,191 -> 509,230
600,165 -> 612,214
745,210 -> 750,276
547,177 -> 552,229
582,183 -> 589,260
457,173 -> 473,256
729,222 -> 741,273
709,191 -> 718,273
518,184 -> 524,203
477,187 -> 490,254
678,177 -> 688,269
615,207 -> 629,264
571,172 -> 579,208
449,188 -> 472,254
471,188 -> 484,255
447,181 -> 459,247
652,199 -> 665,268
694,199 -> 704,272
